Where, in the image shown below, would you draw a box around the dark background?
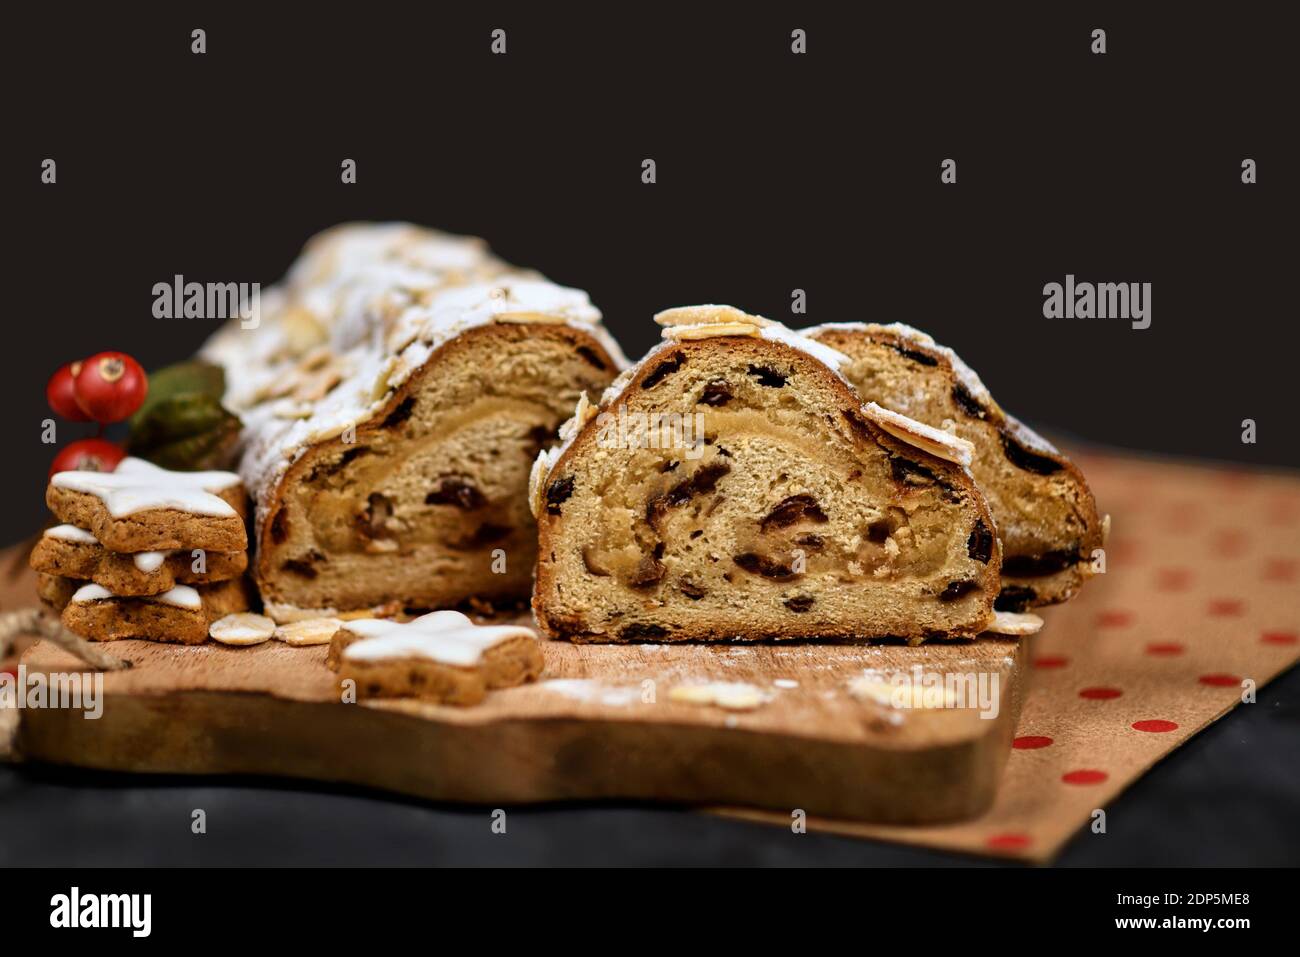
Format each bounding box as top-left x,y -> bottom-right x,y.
3,5 -> 1296,866
5,5 -> 1296,541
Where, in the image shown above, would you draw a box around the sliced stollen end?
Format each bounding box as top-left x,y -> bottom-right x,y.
46,457 -> 248,553
248,321 -> 620,618
531,307 -> 1002,644
60,578 -> 252,644
30,524 -> 247,597
328,609 -> 544,705
804,322 -> 1103,610
198,224 -> 625,619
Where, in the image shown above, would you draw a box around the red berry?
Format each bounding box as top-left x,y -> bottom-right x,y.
46,361 -> 91,421
74,352 -> 148,423
49,438 -> 125,478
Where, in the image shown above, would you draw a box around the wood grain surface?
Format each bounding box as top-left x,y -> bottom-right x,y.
3,555 -> 1025,824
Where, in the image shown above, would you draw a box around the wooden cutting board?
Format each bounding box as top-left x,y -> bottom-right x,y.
3,554 -> 1027,824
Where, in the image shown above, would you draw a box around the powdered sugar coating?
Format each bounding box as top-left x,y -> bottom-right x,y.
529,307 -> 858,512
199,223 -> 629,538
803,321 -> 1061,455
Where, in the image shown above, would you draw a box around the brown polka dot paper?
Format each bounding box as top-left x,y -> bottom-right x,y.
729,446 -> 1300,861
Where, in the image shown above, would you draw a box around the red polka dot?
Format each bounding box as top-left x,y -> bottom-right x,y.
1013,735 -> 1054,750
985,832 -> 1032,851
1145,642 -> 1184,656
1033,654 -> 1069,669
1207,599 -> 1244,617
1097,610 -> 1134,628
1212,530 -> 1248,558
1263,559 -> 1297,582
1132,719 -> 1179,733
1079,687 -> 1123,700
1198,673 -> 1241,687
1155,568 -> 1192,591
1215,471 -> 1254,492
1267,500 -> 1300,524
1062,769 -> 1109,785
1109,540 -> 1141,561
1262,631 -> 1298,646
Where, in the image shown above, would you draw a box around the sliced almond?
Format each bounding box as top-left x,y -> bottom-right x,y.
861,402 -> 975,467
210,613 -> 276,646
654,304 -> 771,328
848,675 -> 958,709
557,391 -> 597,442
662,322 -> 764,341
494,310 -> 568,324
985,610 -> 1045,636
275,617 -> 345,646
668,681 -> 765,711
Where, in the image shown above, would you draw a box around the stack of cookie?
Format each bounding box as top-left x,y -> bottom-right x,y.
31,458 -> 253,644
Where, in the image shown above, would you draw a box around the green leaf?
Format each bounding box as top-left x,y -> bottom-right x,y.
129,360 -> 226,431
131,411 -> 242,471
128,392 -> 231,451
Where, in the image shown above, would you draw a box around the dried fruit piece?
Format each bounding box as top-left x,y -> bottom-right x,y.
939,580 -> 980,602
425,478 -> 487,510
699,380 -> 733,406
546,475 -> 575,515
733,552 -> 797,581
747,364 -> 786,387
1001,430 -> 1063,475
642,353 -> 685,389
760,494 -> 828,532
967,519 -> 994,564
628,551 -> 666,589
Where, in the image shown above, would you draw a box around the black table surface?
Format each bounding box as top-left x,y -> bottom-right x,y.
3,663 -> 1296,867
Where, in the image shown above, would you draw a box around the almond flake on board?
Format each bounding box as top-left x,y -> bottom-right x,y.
210,613 -> 276,646
668,681 -> 766,711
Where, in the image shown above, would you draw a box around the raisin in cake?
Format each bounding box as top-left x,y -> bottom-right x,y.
530,305 -> 1002,643
804,323 -> 1102,609
200,223 -> 626,621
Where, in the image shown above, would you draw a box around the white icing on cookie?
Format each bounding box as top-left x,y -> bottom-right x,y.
342,610 -> 533,667
52,457 -> 241,518
71,582 -> 203,610
132,551 -> 170,573
46,524 -> 98,544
